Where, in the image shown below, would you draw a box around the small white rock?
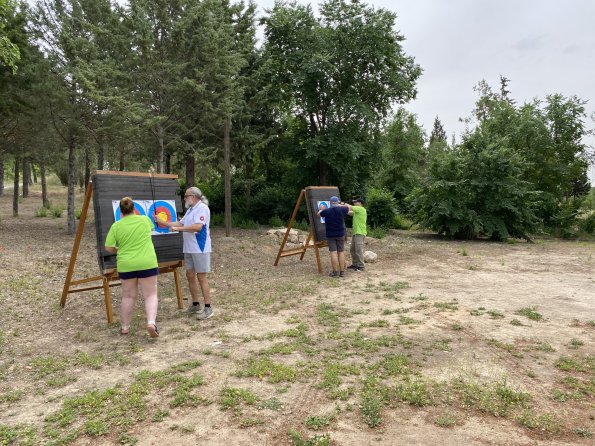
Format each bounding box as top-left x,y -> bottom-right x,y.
364,251 -> 378,263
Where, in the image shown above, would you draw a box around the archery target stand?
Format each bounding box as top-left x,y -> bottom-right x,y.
61,171 -> 185,324
274,186 -> 340,273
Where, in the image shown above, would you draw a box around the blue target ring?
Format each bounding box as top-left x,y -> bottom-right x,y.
115,201 -> 146,221
148,201 -> 177,233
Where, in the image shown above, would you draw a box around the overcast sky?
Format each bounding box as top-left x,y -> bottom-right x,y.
256,0 -> 595,181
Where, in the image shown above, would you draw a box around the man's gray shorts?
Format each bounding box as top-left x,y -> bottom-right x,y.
184,253 -> 211,273
327,238 -> 345,252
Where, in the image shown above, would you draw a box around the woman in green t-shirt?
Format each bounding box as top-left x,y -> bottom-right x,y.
105,197 -> 159,337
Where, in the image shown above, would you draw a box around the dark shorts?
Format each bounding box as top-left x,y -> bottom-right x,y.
327,238 -> 345,252
119,267 -> 159,280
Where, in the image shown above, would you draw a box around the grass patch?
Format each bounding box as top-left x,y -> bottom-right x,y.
35,207 -> 48,217
516,410 -> 562,433
510,319 -> 524,326
304,415 -> 334,430
433,300 -> 459,311
555,355 -> 594,373
435,412 -> 458,427
515,307 -> 543,321
236,357 -> 296,383
43,360 -> 205,444
288,429 -> 332,446
487,310 -> 505,319
220,387 -> 257,415
0,424 -> 38,445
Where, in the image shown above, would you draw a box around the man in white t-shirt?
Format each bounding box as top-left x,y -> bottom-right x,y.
155,186 -> 213,320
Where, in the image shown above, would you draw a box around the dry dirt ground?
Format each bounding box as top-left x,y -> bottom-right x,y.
0,181 -> 594,446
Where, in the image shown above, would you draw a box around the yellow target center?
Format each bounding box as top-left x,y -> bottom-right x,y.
158,211 -> 168,222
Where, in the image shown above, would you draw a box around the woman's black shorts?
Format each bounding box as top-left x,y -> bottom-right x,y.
119,267 -> 159,280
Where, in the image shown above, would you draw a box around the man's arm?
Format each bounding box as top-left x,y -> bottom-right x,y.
173,223 -> 204,233
104,246 -> 117,254
154,214 -> 184,228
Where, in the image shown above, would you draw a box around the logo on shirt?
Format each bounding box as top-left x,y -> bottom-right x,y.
200,216 -> 205,221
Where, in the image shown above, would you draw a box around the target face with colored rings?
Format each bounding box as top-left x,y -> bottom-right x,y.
148,201 -> 177,233
114,201 -> 146,221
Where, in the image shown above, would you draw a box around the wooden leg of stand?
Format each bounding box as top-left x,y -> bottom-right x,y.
103,276 -> 114,324
313,242 -> 323,273
299,231 -> 312,261
173,268 -> 184,309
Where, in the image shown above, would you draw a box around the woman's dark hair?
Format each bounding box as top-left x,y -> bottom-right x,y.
120,197 -> 135,215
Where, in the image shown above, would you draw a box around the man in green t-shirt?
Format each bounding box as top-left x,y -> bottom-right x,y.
347,197 -> 367,272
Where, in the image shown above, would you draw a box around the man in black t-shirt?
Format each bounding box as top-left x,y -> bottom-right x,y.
318,196 -> 351,278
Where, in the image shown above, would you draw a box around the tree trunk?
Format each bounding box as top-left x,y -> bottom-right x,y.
67,134 -> 77,235
0,152 -> 4,197
97,138 -> 104,170
84,148 -> 90,192
22,157 -> 30,198
185,153 -> 195,188
41,158 -> 49,208
224,118 -> 232,237
33,163 -> 37,183
13,156 -> 20,217
119,149 -> 125,171
165,151 -> 171,174
157,125 -> 165,174
318,159 -> 329,186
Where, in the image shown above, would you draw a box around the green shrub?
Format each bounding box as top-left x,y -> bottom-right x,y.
269,215 -> 285,227
51,207 -> 63,218
392,214 -> 413,230
408,135 -> 538,240
366,188 -> 395,228
75,209 -> 83,220
368,227 -> 387,239
579,212 -> 595,234
35,207 -> 48,218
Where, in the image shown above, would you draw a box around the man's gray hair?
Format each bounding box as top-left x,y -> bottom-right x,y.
187,186 -> 209,206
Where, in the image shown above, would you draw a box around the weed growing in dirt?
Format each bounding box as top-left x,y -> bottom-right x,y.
304,415 -> 334,430
510,319 -> 524,326
516,410 -> 562,433
35,207 -> 48,217
220,387 -> 257,415
41,360 -> 206,444
288,429 -> 332,446
235,357 -> 296,383
515,307 -> 543,321
555,356 -> 594,372
487,339 -> 523,358
0,390 -> 23,404
256,397 -> 283,411
487,310 -> 505,319
0,424 -> 38,445
434,412 -> 458,427
434,300 -> 459,311
569,338 -> 584,348
573,427 -> 593,438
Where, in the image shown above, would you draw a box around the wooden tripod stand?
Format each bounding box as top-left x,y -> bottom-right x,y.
274,189 -> 327,273
60,180 -> 184,323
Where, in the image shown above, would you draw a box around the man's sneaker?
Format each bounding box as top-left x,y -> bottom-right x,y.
197,306 -> 213,320
185,304 -> 202,314
329,271 -> 339,278
339,271 -> 345,278
346,265 -> 358,270
355,267 -> 365,272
